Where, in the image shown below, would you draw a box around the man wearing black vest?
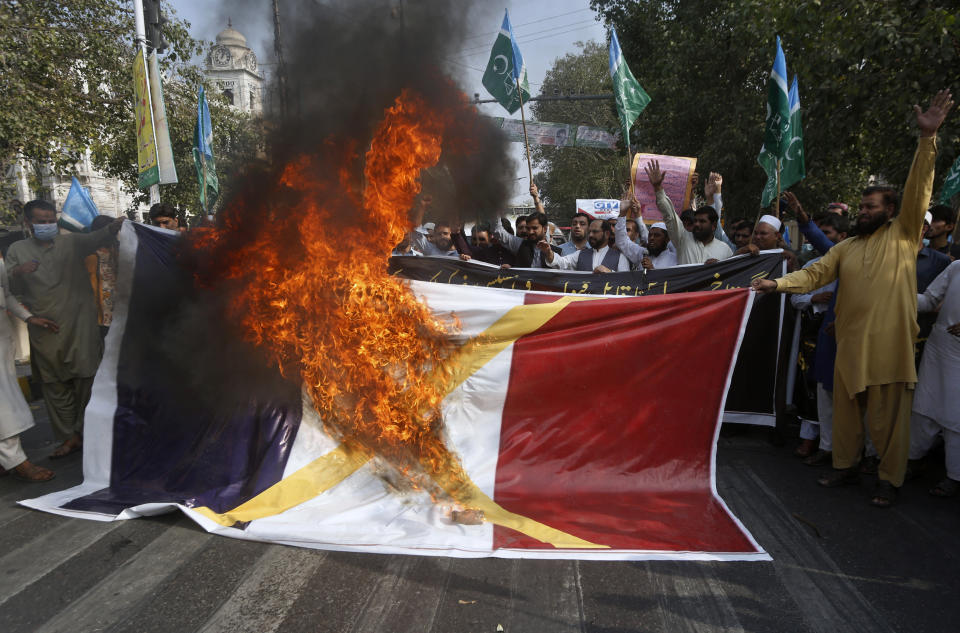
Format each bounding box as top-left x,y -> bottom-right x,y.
493,211 -> 560,268
542,219 -> 630,272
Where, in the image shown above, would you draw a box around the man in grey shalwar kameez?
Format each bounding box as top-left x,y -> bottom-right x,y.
5,200 -> 123,458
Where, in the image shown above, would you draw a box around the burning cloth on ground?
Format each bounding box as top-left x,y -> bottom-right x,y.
21,223 -> 767,561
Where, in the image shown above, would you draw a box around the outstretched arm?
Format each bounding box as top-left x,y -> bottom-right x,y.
898,89 -> 954,241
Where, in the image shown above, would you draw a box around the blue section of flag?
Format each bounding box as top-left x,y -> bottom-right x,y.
608,28 -> 623,76
771,36 -> 788,93
60,176 -> 99,231
64,224 -> 303,517
788,75 -> 799,111
195,86 -> 214,160
502,10 -> 525,81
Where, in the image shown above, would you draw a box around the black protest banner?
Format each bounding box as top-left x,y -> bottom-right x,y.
390,253 -> 787,425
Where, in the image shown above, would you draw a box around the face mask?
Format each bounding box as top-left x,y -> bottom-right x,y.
922,238 -> 930,247
32,223 -> 58,241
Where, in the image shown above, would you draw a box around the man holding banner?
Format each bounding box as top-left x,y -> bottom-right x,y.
644,161 -> 732,265
753,90 -> 954,508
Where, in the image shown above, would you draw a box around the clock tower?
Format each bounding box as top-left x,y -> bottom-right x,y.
205,20 -> 264,115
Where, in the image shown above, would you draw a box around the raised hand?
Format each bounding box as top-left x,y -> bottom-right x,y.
644,160 -> 665,190
530,183 -> 540,199
782,191 -> 809,224
915,89 -> 955,137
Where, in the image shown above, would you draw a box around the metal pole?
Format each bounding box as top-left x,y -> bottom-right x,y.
133,0 -> 158,220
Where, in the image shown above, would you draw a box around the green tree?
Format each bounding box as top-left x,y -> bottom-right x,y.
0,1 -> 262,219
530,40 -> 626,221
589,0 -> 960,219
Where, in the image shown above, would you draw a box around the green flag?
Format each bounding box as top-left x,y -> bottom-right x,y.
940,154 -> 960,203
192,86 -> 219,214
481,10 -> 530,115
759,75 -> 805,207
762,36 -> 791,159
608,29 -> 650,148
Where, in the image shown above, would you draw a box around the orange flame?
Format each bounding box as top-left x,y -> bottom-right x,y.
192,90 -> 471,497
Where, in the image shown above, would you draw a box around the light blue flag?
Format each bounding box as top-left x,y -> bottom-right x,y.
608,28 -> 651,150
59,176 -> 99,231
193,86 -> 219,213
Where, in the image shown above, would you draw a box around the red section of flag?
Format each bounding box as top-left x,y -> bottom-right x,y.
493,289 -> 758,553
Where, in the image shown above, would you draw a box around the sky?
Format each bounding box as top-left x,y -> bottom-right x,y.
167,0 -> 611,203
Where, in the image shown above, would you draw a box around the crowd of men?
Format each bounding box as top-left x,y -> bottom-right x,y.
401,90 -> 960,509
1,93 -> 958,515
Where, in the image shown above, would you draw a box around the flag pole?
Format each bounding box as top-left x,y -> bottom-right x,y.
516,76 -> 534,186
774,158 -> 781,219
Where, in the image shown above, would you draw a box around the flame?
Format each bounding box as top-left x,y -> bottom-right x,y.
190,90 -> 471,498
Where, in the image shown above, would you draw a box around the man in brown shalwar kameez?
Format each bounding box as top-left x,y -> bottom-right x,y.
753,90 -> 955,508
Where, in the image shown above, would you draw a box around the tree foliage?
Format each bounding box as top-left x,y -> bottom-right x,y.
586,0 -> 960,219
530,40 -> 626,220
0,0 -> 263,219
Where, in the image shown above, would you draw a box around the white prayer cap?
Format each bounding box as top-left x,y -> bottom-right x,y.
925,211 -> 933,225
651,222 -> 668,232
758,214 -> 782,232
423,222 -> 435,231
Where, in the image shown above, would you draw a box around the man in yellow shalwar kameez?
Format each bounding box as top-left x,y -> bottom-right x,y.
753,90 -> 955,508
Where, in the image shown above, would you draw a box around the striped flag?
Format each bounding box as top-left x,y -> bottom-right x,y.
59,176 -> 100,231
762,36 -> 791,159
759,75 -> 805,207
23,225 -> 767,561
481,10 -> 530,114
608,28 -> 651,149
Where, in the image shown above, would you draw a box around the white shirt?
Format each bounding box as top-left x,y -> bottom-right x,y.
546,245 -> 631,272
914,260 -> 960,429
614,218 -> 677,269
656,190 -> 733,265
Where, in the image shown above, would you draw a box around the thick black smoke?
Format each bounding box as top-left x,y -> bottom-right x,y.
160,0 -> 516,407
248,0 -> 514,224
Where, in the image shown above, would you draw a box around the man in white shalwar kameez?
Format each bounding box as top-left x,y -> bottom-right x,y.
909,260 -> 960,496
0,256 -> 57,482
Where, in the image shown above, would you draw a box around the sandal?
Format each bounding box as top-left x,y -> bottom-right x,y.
870,481 -> 898,508
50,438 -> 82,460
794,438 -> 817,458
803,449 -> 832,466
929,478 -> 960,498
11,461 -> 56,483
818,467 -> 860,488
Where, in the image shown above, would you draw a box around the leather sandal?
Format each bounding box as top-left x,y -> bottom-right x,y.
817,467 -> 860,488
929,478 -> 960,498
870,480 -> 898,508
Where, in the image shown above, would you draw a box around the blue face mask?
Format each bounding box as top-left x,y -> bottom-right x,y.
922,238 -> 930,247
32,223 -> 58,241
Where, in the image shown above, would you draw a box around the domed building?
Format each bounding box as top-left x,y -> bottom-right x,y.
205,21 -> 264,115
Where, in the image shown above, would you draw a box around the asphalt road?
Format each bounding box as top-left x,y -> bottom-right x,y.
2,399 -> 959,633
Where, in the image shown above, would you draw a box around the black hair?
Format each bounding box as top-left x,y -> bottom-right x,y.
526,211 -> 548,227
817,213 -> 850,235
90,215 -> 114,231
679,209 -> 695,223
862,185 -> 900,215
930,204 -> 957,225
148,203 -> 179,222
23,199 -> 56,221
694,205 -> 719,224
571,211 -> 591,224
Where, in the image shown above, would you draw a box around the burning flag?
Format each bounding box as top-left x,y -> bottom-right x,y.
23,72 -> 764,560
23,218 -> 765,559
